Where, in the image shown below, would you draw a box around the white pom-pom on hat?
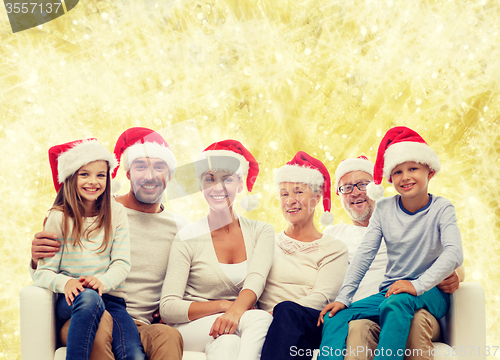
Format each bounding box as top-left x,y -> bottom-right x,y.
241,193 -> 260,212
111,179 -> 122,194
320,211 -> 334,227
367,182 -> 384,201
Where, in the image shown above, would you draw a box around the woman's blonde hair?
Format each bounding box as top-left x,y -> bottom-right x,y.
50,164 -> 112,252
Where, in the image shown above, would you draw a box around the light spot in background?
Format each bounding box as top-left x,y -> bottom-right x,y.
472,271 -> 483,281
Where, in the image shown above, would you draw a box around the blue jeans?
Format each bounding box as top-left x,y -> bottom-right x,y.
261,301 -> 322,360
57,289 -> 145,360
318,287 -> 450,360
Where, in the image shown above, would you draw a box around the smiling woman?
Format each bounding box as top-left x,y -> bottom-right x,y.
160,140 -> 275,360
200,171 -> 243,213
259,151 -> 348,360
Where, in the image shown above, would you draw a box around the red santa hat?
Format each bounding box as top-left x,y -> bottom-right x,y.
112,127 -> 177,179
367,126 -> 441,201
274,151 -> 334,226
334,156 -> 374,195
48,138 -> 118,192
195,140 -> 260,211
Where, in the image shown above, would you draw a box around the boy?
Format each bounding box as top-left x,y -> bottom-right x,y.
317,126 -> 463,360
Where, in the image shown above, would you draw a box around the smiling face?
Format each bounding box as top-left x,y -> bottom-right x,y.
127,157 -> 169,204
201,170 -> 244,212
390,161 -> 435,203
76,160 -> 108,210
338,170 -> 375,227
279,182 -> 321,226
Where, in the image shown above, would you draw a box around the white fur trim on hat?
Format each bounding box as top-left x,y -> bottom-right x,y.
195,150 -> 249,178
383,142 -> 441,183
334,158 -> 374,192
122,142 -> 177,179
58,140 -> 117,184
274,164 -> 324,187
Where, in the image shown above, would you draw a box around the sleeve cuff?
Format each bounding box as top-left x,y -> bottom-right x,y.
410,280 -> 425,296
242,274 -> 265,299
56,275 -> 73,293
335,296 -> 352,308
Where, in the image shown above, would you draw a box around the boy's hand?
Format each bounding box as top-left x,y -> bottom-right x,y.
64,278 -> 85,306
80,275 -> 104,296
385,280 -> 417,297
317,301 -> 346,326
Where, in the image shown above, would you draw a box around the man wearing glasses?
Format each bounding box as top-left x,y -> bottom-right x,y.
324,156 -> 463,360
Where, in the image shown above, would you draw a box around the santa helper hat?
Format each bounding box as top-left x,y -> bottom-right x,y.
367,126 -> 441,201
334,155 -> 374,195
274,151 -> 334,226
48,138 -> 118,193
112,127 -> 177,181
195,140 -> 260,211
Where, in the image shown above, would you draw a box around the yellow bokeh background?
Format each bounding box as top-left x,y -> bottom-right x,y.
1,0 -> 499,359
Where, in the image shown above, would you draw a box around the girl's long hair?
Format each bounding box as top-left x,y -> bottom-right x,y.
50,163 -> 113,252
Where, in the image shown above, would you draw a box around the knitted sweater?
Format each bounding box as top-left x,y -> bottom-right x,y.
258,232 -> 348,312
123,207 -> 189,325
336,194 -> 463,307
160,216 -> 275,324
34,199 -> 130,299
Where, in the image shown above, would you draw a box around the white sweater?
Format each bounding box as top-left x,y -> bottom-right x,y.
258,232 -> 348,312
160,216 -> 275,324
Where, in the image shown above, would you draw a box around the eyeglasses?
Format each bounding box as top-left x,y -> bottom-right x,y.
338,181 -> 371,194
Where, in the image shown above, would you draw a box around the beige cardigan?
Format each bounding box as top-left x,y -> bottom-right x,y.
160,216 -> 275,324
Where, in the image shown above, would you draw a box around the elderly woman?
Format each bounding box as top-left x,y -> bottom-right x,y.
160,140 -> 274,360
259,151 -> 348,360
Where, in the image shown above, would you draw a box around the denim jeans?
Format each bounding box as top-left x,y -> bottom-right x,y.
57,289 -> 145,360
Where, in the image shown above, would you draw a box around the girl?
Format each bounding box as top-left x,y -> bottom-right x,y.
34,138 -> 145,360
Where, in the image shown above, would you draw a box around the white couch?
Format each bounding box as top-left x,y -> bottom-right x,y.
20,282 -> 486,360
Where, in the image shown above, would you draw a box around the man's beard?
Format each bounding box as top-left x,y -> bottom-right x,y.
341,197 -> 374,224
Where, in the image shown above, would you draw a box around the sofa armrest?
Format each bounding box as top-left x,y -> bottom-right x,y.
443,282 -> 486,360
20,284 -> 58,360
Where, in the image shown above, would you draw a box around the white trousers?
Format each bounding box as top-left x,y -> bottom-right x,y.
174,309 -> 273,360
